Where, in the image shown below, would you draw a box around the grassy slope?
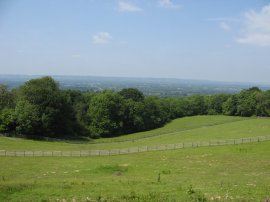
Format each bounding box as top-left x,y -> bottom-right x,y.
93,115 -> 246,142
0,116 -> 270,201
0,142 -> 269,201
1,116 -> 270,151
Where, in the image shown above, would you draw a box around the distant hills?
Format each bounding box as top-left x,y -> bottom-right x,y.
1,74 -> 270,96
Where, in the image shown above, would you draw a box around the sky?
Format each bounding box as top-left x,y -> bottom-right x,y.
0,0 -> 270,83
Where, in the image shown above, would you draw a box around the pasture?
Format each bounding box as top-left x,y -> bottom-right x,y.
0,116 -> 270,201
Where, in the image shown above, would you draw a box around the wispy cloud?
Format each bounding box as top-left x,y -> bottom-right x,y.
219,22 -> 231,31
159,0 -> 181,9
117,1 -> 141,12
237,4 -> 270,46
92,32 -> 112,44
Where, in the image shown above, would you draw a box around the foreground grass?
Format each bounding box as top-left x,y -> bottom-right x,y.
1,116 -> 270,201
0,142 -> 270,201
0,116 -> 259,151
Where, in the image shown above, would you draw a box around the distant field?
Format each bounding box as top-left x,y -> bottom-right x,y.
1,115 -> 270,201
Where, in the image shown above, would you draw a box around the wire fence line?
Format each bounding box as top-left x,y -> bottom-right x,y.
1,135 -> 270,157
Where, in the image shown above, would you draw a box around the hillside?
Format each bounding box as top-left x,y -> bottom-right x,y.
0,116 -> 270,201
0,115 -> 269,151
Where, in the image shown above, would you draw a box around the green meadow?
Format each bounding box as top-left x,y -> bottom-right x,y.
0,115 -> 270,201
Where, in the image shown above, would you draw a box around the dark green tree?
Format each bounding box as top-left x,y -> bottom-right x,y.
119,88 -> 144,102
0,108 -> 16,133
0,85 -> 14,111
63,90 -> 93,136
236,87 -> 261,116
15,77 -> 76,137
14,100 -> 40,135
142,96 -> 169,130
222,95 -> 238,116
206,94 -> 230,115
184,95 -> 207,116
121,99 -> 145,134
88,91 -> 125,138
255,90 -> 270,116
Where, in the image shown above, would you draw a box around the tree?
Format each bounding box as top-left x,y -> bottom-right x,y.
184,95 -> 207,116
222,95 -> 238,116
142,96 -> 169,130
255,90 -> 270,116
15,77 -> 76,137
119,88 -> 144,102
236,87 -> 260,116
62,90 -> 92,136
206,94 -> 230,115
88,91 -> 125,138
162,98 -> 185,119
0,108 -> 16,133
121,98 -> 145,134
0,85 -> 14,111
14,100 -> 41,135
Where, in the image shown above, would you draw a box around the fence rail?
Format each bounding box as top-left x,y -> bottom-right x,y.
1,135 -> 270,157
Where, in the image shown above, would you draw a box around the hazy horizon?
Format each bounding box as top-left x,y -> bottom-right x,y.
2,73 -> 270,86
1,0 -> 270,83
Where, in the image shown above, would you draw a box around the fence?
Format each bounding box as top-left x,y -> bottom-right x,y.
1,135 -> 270,157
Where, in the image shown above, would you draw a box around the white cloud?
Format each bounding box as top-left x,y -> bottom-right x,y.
219,22 -> 231,31
159,0 -> 181,9
237,4 -> 270,46
92,32 -> 112,44
117,1 -> 141,12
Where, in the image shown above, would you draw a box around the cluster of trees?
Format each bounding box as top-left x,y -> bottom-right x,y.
0,77 -> 270,139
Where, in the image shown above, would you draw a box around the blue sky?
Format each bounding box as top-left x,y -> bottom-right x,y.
0,0 -> 270,83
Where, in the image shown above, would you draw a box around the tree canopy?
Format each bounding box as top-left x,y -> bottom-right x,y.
1,77 -> 270,139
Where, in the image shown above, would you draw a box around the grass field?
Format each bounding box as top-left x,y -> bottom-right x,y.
1,115 -> 270,201
0,115 -> 264,151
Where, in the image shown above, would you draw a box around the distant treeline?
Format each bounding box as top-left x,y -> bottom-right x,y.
0,77 -> 270,139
